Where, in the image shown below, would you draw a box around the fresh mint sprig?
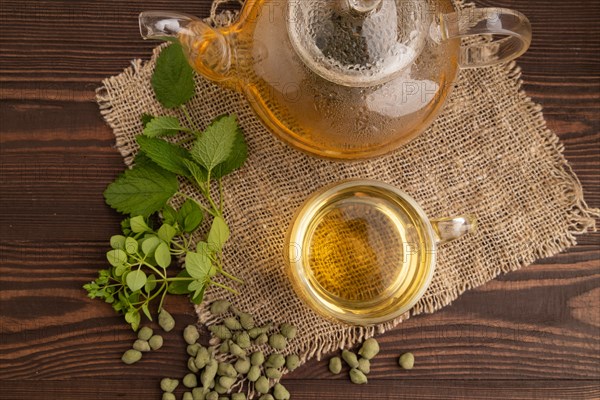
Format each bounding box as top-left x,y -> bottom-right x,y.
85,43 -> 248,330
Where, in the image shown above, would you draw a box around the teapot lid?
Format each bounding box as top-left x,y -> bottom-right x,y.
287,0 -> 429,87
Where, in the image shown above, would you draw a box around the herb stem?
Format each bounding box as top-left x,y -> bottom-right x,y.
220,270 -> 244,284
180,105 -> 201,133
176,192 -> 217,217
209,280 -> 239,295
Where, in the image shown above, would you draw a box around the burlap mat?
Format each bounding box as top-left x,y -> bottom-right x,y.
97,0 -> 598,376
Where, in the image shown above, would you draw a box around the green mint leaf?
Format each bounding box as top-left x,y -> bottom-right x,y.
151,43 -> 195,109
143,116 -> 186,138
141,113 -> 155,128
191,115 -> 238,172
185,251 -> 212,281
106,249 -> 127,267
104,159 -> 178,217
178,199 -> 203,233
115,264 -> 129,277
155,242 -> 172,268
125,309 -> 141,331
158,223 -> 177,244
207,216 -> 230,251
145,274 -> 157,294
167,270 -> 193,294
141,303 -> 153,321
110,235 -> 126,250
126,270 -> 147,292
191,284 -> 206,305
182,159 -> 208,185
130,216 -> 150,233
141,236 -> 161,256
161,205 -> 178,226
137,135 -> 193,178
124,237 -> 139,255
212,118 -> 248,178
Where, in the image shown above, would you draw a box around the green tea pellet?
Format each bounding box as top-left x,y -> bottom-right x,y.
269,333 -> 287,350
187,343 -> 202,357
399,352 -> 414,370
231,393 -> 246,400
183,373 -> 198,388
184,325 -> 200,345
192,387 -> 208,400
133,339 -> 151,352
209,325 -> 232,340
188,357 -> 200,373
248,327 -> 262,339
160,378 -> 179,393
265,367 -> 282,380
328,357 -> 342,374
254,376 -> 270,394
235,331 -> 251,349
239,312 -> 255,330
214,383 -> 227,394
358,338 -> 380,360
149,335 -> 163,350
265,353 -> 285,369
258,395 -> 274,400
121,349 -> 142,365
273,383 -> 290,400
229,341 -> 246,358
251,351 -> 265,366
195,346 -> 211,369
206,392 -> 219,400
235,358 -> 251,374
218,361 -> 237,378
210,300 -> 231,315
183,392 -> 194,400
358,358 -> 370,374
279,323 -> 297,340
138,326 -> 153,341
158,309 -> 175,332
285,354 -> 300,371
349,368 -> 368,384
224,317 -> 243,331
201,359 -> 218,388
219,341 -> 229,354
162,393 -> 176,400
219,375 -> 236,389
247,365 -> 261,382
219,397 -> 229,400
342,350 -> 359,368
255,333 -> 268,345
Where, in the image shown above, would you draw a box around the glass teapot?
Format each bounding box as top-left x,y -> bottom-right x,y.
140,0 -> 531,159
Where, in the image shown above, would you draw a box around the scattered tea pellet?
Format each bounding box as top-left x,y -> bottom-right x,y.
201,359 -> 218,388
269,333 -> 287,350
265,367 -> 282,380
149,335 -> 164,350
224,317 -> 243,331
273,383 -> 290,400
187,343 -> 202,357
235,358 -> 251,374
399,352 -> 414,370
133,339 -> 151,352
328,357 -> 342,374
218,361 -> 237,378
349,368 -> 368,384
235,331 -> 251,349
188,357 -> 199,373
183,392 -> 193,400
195,346 -> 211,369
258,395 -> 274,400
219,341 -> 230,354
231,393 -> 246,400
192,387 -> 208,400
247,365 -> 261,382
255,376 -> 270,394
285,354 -> 300,371
219,375 -> 236,390
158,309 -> 175,332
138,326 -> 153,341
162,393 -> 176,400
251,351 -> 265,366
209,325 -> 232,340
206,392 -> 219,400
183,373 -> 198,388
184,325 -> 200,345
341,350 -> 359,368
214,383 -> 227,394
358,338 -> 380,360
255,333 -> 268,345
265,353 -> 285,369
358,358 -> 370,374
121,349 -> 142,365
279,323 -> 297,340
229,341 -> 247,358
210,300 -> 231,315
160,378 -> 179,393
239,312 -> 255,330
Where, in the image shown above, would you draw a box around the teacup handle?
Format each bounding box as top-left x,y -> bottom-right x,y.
438,8 -> 532,68
430,215 -> 477,243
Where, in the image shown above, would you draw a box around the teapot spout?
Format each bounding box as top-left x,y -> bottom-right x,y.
139,11 -> 232,83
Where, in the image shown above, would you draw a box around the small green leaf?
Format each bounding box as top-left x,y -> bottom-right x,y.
191,115 -> 239,172
185,251 -> 212,280
130,216 -> 150,233
141,236 -> 161,256
141,113 -> 155,128
182,159 -> 208,185
167,270 -> 193,294
152,43 -> 195,109
115,264 -> 128,277
212,118 -> 248,178
141,303 -> 153,321
106,249 -> 128,267
145,273 -> 157,294
207,216 -> 230,251
178,199 -> 203,233
104,160 -> 179,217
125,309 -> 141,331
124,237 -> 139,255
157,223 -> 177,244
162,205 -> 178,226
126,269 -> 147,292
188,280 -> 204,292
191,285 -> 206,305
155,242 -> 172,268
137,136 -> 193,178
110,235 -> 127,250
143,116 -> 186,137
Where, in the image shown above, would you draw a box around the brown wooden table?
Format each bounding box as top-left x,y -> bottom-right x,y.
1,0 -> 599,399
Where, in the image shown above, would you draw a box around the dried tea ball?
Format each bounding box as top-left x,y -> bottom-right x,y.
358,338 -> 380,360
162,394 -> 176,400
358,358 -> 370,374
219,375 -> 236,390
239,312 -> 255,330
210,300 -> 231,315
192,387 -> 208,400
279,323 -> 297,340
341,350 -> 359,368
265,353 -> 285,369
269,333 -> 287,350
183,373 -> 198,388
206,392 -> 219,400
183,392 -> 194,400
209,325 -> 232,340
224,317 -> 243,331
328,357 -> 342,374
229,341 -> 247,358
273,383 -> 290,400
138,326 -> 153,341
235,358 -> 251,374
133,339 -> 151,352
265,367 -> 282,380
231,393 -> 246,400
214,383 -> 227,394
255,333 -> 268,345
160,378 -> 179,393
195,346 -> 211,369
218,361 -> 237,378
187,343 -> 202,357
285,354 -> 300,371
201,359 -> 218,388
235,331 -> 251,349
255,376 -> 270,394
121,349 -> 142,365
184,325 -> 200,345
349,368 -> 368,384
399,352 -> 414,370
251,351 -> 265,366
258,395 -> 274,400
188,357 -> 199,373
247,365 -> 261,382
158,309 -> 175,332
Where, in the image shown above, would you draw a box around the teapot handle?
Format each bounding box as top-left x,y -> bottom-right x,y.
438,8 -> 532,68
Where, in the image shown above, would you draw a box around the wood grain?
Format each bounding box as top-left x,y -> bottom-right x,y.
0,0 -> 598,398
